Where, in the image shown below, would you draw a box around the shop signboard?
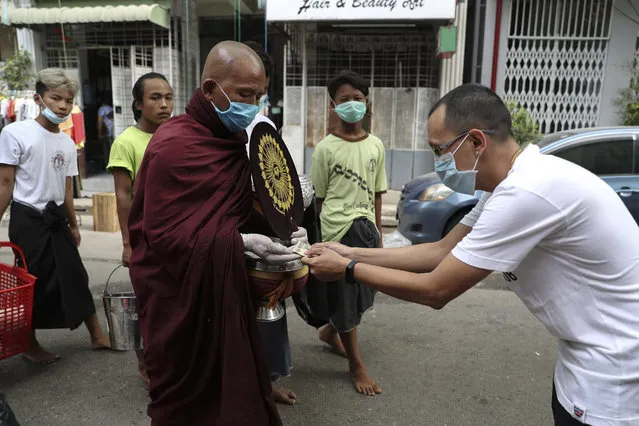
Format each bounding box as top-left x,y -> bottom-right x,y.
265,0 -> 456,22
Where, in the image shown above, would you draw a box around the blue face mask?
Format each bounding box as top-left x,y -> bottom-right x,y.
434,134 -> 480,195
39,97 -> 70,125
334,101 -> 367,124
211,81 -> 259,132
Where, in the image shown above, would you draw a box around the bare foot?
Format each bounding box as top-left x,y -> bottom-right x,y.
136,350 -> 150,386
319,325 -> 347,358
272,386 -> 297,405
22,345 -> 60,365
91,335 -> 111,350
350,364 -> 382,396
138,366 -> 150,387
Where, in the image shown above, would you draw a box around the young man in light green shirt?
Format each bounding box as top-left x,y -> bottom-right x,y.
311,70 -> 388,396
107,72 -> 174,385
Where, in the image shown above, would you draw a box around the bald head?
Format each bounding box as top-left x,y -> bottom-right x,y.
201,41 -> 264,87
200,41 -> 266,114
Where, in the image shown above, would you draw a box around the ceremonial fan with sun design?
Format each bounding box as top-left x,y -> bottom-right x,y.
249,122 -> 305,242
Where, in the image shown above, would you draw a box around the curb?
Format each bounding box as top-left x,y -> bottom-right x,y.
382,216 -> 398,227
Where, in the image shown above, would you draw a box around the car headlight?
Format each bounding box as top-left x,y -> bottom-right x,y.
418,183 -> 454,201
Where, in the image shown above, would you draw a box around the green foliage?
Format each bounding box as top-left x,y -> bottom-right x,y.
624,102 -> 639,126
614,58 -> 639,126
2,50 -> 33,91
506,100 -> 542,145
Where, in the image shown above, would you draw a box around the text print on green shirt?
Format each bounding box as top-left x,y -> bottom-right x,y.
311,133 -> 388,242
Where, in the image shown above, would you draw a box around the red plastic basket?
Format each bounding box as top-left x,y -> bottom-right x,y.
0,242 -> 36,361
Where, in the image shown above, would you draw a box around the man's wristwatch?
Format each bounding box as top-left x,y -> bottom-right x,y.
345,260 -> 359,285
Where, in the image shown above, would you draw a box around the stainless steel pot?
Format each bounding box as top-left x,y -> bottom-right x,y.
299,174 -> 315,210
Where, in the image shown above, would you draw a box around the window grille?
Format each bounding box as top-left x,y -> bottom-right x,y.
503,0 -> 614,133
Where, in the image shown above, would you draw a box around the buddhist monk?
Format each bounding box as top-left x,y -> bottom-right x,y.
128,41 -> 304,425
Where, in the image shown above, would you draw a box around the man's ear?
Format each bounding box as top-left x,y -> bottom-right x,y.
468,129 -> 488,154
202,79 -> 216,101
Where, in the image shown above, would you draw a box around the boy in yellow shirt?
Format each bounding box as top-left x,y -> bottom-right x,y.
107,72 -> 174,385
310,70 -> 387,396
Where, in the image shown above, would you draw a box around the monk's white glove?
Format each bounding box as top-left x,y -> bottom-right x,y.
290,227 -> 308,245
241,233 -> 301,264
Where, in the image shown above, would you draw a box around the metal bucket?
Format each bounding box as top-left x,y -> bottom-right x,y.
102,265 -> 142,351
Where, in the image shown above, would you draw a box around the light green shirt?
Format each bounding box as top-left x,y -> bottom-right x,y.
311,133 -> 388,242
106,126 -> 152,182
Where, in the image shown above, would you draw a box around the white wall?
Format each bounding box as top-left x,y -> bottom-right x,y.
599,2 -> 639,126
153,46 -> 185,115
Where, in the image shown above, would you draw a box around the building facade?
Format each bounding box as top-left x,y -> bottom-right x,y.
3,0 -> 199,176
479,0 -> 639,133
267,0 -> 466,189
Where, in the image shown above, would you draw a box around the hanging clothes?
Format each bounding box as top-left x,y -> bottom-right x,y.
13,98 -> 24,122
24,99 -> 39,120
71,107 -> 85,148
0,99 -> 9,119
7,99 -> 16,123
0,99 -> 10,131
60,112 -> 73,138
60,105 -> 85,148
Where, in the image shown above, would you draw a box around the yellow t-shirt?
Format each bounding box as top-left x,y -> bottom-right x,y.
311,133 -> 388,242
106,126 -> 152,182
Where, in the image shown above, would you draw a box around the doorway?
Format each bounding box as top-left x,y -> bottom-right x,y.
82,48 -> 113,176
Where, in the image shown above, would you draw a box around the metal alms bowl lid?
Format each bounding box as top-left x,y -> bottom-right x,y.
299,174 -> 315,209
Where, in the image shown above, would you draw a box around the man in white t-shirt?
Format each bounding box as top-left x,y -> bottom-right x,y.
303,84 -> 639,425
0,68 -> 110,365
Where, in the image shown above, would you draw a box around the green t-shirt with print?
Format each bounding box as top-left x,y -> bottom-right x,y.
311,133 -> 388,242
106,126 -> 152,183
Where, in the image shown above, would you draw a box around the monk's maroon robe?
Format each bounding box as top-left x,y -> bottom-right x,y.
128,88 -> 281,426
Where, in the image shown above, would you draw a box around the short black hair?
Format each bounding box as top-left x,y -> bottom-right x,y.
429,84 -> 512,141
327,70 -> 369,99
132,72 -> 169,122
243,41 -> 273,79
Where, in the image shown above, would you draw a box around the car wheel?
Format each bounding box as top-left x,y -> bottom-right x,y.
442,209 -> 472,237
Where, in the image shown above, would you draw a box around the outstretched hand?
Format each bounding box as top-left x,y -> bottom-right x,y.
302,246 -> 350,282
306,241 -> 353,258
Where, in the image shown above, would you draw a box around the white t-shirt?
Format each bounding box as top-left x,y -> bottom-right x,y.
0,119 -> 78,211
453,145 -> 639,425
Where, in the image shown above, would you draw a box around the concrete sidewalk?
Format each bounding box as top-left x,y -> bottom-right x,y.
381,190 -> 400,227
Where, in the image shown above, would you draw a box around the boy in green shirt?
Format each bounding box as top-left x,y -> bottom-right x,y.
311,70 -> 388,396
107,72 -> 174,385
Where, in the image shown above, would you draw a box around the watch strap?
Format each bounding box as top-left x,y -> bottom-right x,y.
345,260 -> 359,285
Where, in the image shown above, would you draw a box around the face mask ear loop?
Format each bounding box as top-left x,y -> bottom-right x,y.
471,150 -> 481,172
212,80 -> 232,111
451,133 -> 470,156
37,94 -> 48,112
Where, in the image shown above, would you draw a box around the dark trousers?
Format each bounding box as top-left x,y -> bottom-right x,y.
552,385 -> 590,426
0,393 -> 20,426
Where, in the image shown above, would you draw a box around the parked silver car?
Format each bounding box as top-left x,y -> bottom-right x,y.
398,127 -> 639,244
